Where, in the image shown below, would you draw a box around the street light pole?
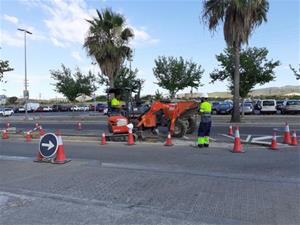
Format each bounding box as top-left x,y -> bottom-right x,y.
18,28 -> 32,120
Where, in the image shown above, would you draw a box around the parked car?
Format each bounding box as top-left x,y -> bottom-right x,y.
82,105 -> 89,111
282,100 -> 300,114
42,106 -> 53,112
256,99 -> 277,114
216,102 -> 233,114
25,102 -> 40,112
276,100 -> 285,114
0,108 -> 14,117
52,104 -> 69,112
211,102 -> 220,115
240,102 -> 253,114
96,103 -> 108,112
71,105 -> 80,111
35,106 -> 44,112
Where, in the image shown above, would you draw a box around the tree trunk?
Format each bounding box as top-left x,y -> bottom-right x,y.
231,42 -> 241,123
109,78 -> 114,89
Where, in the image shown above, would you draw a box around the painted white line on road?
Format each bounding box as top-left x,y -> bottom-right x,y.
245,135 -> 252,142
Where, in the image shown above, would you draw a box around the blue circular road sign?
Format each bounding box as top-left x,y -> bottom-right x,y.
39,133 -> 58,158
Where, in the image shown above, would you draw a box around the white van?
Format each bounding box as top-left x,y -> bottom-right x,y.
257,99 -> 277,114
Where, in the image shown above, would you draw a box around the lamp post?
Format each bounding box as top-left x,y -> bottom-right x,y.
91,62 -> 97,113
17,28 -> 32,120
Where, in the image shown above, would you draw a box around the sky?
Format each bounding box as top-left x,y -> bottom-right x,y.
0,0 -> 299,99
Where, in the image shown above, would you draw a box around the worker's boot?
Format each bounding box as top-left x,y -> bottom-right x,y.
204,136 -> 209,147
204,144 -> 209,147
198,144 -> 204,148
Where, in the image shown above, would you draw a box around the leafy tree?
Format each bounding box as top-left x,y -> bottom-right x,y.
203,0 -> 269,122
211,47 -> 279,97
99,65 -> 144,99
7,96 -> 18,105
50,64 -> 97,102
153,56 -> 204,99
84,8 -> 134,88
289,64 -> 300,80
0,59 -> 13,82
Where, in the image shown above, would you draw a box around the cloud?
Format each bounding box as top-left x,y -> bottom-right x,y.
3,14 -> 19,24
0,31 -> 23,47
131,26 -> 160,47
51,37 -> 66,48
71,51 -> 83,62
42,0 -> 92,47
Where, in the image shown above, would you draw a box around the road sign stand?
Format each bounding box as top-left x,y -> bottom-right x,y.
34,133 -> 69,164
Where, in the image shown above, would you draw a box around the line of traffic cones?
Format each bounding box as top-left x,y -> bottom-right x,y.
165,132 -> 173,146
77,122 -> 82,131
2,129 -> 9,139
232,126 -> 243,153
101,133 -> 107,145
283,122 -> 291,144
25,130 -> 32,142
51,130 -> 70,164
228,125 -> 233,136
270,131 -> 278,150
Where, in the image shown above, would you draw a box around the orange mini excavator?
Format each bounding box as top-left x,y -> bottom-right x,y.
106,87 -> 199,141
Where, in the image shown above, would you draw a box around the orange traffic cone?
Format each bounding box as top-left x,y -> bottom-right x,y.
291,129 -> 298,146
52,130 -> 70,164
270,131 -> 278,150
127,130 -> 135,145
228,125 -> 233,136
283,123 -> 291,144
101,133 -> 107,145
232,127 -> 243,153
2,130 -> 9,139
25,131 -> 32,142
6,122 -> 10,128
39,126 -> 45,137
165,133 -> 173,146
77,122 -> 82,130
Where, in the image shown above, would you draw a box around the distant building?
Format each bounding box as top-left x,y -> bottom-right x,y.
0,95 -> 7,105
177,93 -> 202,99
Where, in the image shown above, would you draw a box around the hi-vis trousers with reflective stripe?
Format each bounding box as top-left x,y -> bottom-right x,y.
197,121 -> 211,145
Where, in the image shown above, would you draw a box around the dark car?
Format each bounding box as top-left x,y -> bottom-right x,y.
216,102 -> 233,114
52,104 -> 70,112
276,100 -> 284,113
211,102 -> 220,115
96,103 -> 108,112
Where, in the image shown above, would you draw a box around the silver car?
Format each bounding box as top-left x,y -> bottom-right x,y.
282,100 -> 300,114
240,102 -> 253,114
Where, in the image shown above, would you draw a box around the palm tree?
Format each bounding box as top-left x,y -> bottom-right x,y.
84,8 -> 134,88
202,0 -> 269,122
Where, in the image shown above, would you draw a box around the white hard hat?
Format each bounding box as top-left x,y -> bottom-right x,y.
200,93 -> 208,98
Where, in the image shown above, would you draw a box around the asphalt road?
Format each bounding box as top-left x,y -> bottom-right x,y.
0,140 -> 299,225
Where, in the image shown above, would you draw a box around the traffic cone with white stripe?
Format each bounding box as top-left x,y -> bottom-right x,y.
228,125 -> 233,136
283,123 -> 291,144
39,126 -> 45,137
291,129 -> 298,146
52,130 -> 70,164
77,122 -> 82,131
165,132 -> 173,146
2,130 -> 9,139
270,131 -> 278,150
127,130 -> 135,145
25,130 -> 32,142
232,127 -> 243,153
101,133 -> 107,145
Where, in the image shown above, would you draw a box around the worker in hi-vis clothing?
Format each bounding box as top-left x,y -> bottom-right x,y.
197,93 -> 212,148
111,94 -> 122,113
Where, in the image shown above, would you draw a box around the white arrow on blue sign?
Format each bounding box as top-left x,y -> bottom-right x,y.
39,133 -> 58,158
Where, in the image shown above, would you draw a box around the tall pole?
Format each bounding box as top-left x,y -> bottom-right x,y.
18,28 -> 32,120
